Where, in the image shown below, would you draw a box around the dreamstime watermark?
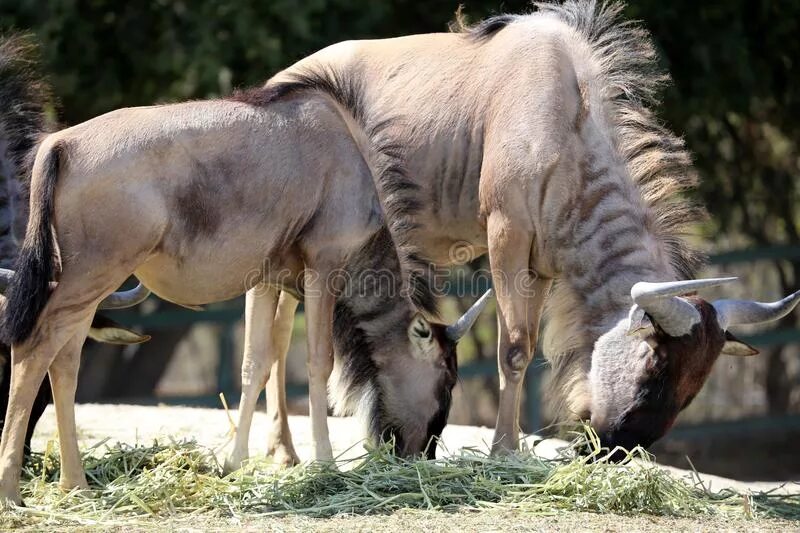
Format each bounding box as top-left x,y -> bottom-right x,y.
244,241 -> 543,300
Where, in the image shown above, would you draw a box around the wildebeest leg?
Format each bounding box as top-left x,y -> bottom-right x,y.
48,318 -> 92,490
0,303 -> 96,506
225,284 -> 279,472
0,345 -> 48,458
0,346 -> 54,506
304,268 -> 335,462
0,259 -> 139,506
486,211 -> 551,454
264,291 -> 300,466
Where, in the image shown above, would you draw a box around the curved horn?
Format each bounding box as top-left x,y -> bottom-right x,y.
97,283 -> 151,310
1,268 -> 59,293
713,290 -> 800,330
445,288 -> 494,342
630,278 -> 738,337
0,268 -> 149,309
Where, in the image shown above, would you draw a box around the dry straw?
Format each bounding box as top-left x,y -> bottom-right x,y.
2,429 -> 798,528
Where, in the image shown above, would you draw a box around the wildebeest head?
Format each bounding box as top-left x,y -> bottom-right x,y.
336,290 -> 493,459
588,278 -> 800,455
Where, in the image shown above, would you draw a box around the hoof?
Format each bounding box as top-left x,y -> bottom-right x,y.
223,454 -> 246,474
312,448 -> 334,464
58,472 -> 89,492
490,435 -> 519,456
268,445 -> 300,468
0,492 -> 23,509
59,478 -> 90,492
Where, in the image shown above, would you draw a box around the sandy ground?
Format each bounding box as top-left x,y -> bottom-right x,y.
25,404 -> 800,532
40,511 -> 800,533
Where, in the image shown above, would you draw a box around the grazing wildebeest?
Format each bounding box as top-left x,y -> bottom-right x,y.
0,33 -> 150,458
0,82 -> 490,505
225,246 -> 492,471
259,0 -> 800,452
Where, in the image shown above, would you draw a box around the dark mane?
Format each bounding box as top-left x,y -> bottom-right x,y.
451,13 -> 519,42
536,0 -> 705,278
226,83 -> 306,107
450,12 -> 519,42
276,67 -> 439,317
330,226 -> 411,420
332,295 -> 379,395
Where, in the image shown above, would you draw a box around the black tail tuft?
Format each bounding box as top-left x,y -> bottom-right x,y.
0,143 -> 60,345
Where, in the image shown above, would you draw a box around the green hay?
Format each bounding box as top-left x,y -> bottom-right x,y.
3,432 -> 798,528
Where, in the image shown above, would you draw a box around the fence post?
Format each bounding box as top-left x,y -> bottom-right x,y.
524,352 -> 543,432
217,323 -> 236,403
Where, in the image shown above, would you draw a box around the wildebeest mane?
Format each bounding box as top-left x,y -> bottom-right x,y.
329,227 -> 408,426
331,297 -> 379,403
533,1 -> 706,420
229,81 -> 321,109
450,12 -> 519,41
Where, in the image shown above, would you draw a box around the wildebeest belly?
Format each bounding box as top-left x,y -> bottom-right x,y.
133,227 -> 303,306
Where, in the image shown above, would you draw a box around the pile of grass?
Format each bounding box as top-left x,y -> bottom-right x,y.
3,433 -> 798,528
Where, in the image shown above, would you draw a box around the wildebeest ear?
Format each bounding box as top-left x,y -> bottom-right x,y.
408,313 -> 437,361
721,331 -> 759,357
627,307 -> 655,338
88,315 -> 151,345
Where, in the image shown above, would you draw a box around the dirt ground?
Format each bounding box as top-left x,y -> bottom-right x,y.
54,511 -> 800,533
27,404 -> 800,532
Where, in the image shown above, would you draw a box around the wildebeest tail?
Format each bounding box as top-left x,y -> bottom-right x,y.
0,141 -> 61,345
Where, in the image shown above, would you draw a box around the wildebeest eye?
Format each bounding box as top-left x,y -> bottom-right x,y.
413,325 -> 431,338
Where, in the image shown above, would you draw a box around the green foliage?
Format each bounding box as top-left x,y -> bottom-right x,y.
628,1 -> 800,249
0,1 -> 525,123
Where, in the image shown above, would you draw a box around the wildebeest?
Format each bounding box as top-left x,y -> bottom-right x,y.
225,244 -> 492,471
0,77 -> 491,505
0,34 -> 151,458
258,0 -> 800,452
